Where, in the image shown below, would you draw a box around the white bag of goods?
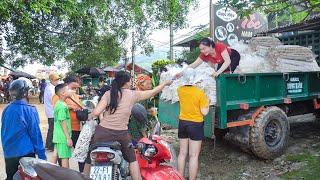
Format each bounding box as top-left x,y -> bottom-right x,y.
72,120 -> 97,162
160,63 -> 216,105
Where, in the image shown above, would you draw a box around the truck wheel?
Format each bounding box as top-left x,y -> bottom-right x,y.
240,146 -> 253,154
249,106 -> 289,159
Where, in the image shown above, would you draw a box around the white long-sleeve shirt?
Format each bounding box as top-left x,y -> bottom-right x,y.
44,82 -> 55,118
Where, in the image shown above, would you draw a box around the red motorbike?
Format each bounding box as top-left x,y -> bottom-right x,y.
136,134 -> 183,180
89,104 -> 184,180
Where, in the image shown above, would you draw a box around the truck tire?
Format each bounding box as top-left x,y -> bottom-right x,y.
249,106 -> 289,159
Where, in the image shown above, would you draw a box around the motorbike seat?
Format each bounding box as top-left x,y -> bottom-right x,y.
90,141 -> 122,151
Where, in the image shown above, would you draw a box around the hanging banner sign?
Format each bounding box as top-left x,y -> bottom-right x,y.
212,5 -> 268,46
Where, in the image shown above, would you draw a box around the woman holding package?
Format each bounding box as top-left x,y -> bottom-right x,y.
83,71 -> 173,180
176,38 -> 240,77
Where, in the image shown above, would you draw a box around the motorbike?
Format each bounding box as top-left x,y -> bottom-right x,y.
13,157 -> 90,180
89,104 -> 184,180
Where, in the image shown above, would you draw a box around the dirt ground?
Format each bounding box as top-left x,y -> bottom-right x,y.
1,96 -> 320,180
0,96 -> 79,180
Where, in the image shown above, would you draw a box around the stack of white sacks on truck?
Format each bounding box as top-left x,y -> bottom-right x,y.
266,45 -> 320,72
159,37 -> 320,105
234,37 -> 320,73
160,63 -> 217,105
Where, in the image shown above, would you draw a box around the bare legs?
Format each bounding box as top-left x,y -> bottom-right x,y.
129,161 -> 141,180
177,138 -> 202,180
51,149 -> 69,168
177,138 -> 189,175
83,163 -> 91,176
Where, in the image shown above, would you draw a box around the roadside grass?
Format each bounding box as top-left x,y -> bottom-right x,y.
282,147 -> 320,180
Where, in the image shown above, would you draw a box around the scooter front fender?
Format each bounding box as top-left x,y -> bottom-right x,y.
140,165 -> 184,180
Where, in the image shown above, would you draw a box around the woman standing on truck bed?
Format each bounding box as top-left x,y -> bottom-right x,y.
176,37 -> 240,77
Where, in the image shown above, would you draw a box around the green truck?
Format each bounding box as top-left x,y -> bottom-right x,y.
159,72 -> 320,159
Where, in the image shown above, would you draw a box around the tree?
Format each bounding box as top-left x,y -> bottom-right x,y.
65,34 -> 122,71
0,0 -> 199,69
217,0 -> 320,23
176,28 -> 209,64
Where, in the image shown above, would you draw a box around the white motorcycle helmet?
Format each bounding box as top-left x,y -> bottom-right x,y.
9,77 -> 33,100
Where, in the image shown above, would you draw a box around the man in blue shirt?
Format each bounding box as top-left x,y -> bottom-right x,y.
1,78 -> 46,180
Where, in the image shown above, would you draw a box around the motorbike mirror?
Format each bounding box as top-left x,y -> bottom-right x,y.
131,103 -> 148,125
152,121 -> 161,136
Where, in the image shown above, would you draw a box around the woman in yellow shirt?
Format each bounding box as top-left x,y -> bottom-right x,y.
177,68 -> 209,180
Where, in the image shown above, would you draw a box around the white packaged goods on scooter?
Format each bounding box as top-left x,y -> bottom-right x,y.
72,120 -> 97,162
160,63 -> 216,105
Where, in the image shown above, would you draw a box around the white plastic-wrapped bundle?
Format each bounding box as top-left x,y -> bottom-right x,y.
72,120 -> 97,162
268,45 -> 315,62
248,37 -> 282,51
256,45 -> 271,57
159,63 -> 217,105
265,45 -> 320,72
232,42 -> 274,73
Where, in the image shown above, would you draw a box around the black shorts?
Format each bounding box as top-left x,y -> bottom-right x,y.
178,120 -> 204,141
217,49 -> 240,73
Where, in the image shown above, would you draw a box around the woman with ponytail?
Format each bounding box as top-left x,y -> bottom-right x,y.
176,37 -> 240,77
83,71 -> 173,180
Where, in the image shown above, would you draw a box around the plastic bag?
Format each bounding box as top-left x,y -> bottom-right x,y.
72,120 -> 97,162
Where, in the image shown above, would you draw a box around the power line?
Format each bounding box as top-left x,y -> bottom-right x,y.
188,5 -> 209,18
188,12 -> 209,21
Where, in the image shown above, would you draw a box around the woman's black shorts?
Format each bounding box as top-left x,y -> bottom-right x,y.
178,120 -> 204,141
217,48 -> 240,73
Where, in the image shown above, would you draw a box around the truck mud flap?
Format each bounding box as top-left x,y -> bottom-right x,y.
228,125 -> 250,147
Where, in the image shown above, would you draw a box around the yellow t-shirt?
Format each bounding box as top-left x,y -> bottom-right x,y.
178,86 -> 209,122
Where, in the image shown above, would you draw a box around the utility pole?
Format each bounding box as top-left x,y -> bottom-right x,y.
131,31 -> 135,85
169,24 -> 174,60
0,29 -> 3,62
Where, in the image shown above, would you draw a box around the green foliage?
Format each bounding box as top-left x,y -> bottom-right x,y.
151,59 -> 175,108
66,34 -> 122,71
217,0 -> 320,23
151,59 -> 175,87
175,28 -> 208,65
176,47 -> 200,65
0,0 -> 199,70
194,28 -> 210,41
151,60 -> 175,72
283,149 -> 320,180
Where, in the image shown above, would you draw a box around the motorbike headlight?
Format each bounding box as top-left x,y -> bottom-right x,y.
144,145 -> 157,157
159,140 -> 176,163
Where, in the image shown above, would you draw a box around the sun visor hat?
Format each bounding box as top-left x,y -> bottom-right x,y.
181,68 -> 196,86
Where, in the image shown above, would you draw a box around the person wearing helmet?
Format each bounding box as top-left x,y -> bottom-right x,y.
128,74 -> 153,145
1,78 -> 47,180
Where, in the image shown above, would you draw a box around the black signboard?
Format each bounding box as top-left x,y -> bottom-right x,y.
212,5 -> 268,46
